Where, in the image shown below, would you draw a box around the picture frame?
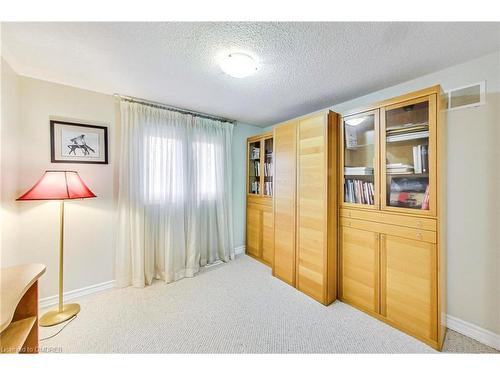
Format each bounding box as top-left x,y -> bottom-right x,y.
50,120 -> 108,164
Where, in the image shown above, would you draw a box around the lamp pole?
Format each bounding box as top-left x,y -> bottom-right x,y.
58,200 -> 64,313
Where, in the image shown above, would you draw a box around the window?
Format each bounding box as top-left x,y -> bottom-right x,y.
192,141 -> 219,200
145,136 -> 183,204
145,137 -> 220,204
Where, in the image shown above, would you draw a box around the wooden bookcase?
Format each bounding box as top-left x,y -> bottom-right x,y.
246,132 -> 274,266
338,85 -> 447,350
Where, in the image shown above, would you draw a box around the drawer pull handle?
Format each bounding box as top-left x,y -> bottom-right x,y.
416,232 -> 423,240
416,221 -> 423,228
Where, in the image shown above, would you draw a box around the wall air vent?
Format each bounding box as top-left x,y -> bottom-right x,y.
446,81 -> 486,111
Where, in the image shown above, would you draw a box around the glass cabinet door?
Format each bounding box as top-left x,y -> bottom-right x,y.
263,137 -> 273,197
248,140 -> 261,195
382,96 -> 436,213
342,111 -> 378,207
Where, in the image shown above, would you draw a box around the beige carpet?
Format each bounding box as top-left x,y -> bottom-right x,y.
39,255 -> 497,353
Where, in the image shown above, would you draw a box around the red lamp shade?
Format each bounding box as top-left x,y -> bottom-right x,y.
17,170 -> 96,201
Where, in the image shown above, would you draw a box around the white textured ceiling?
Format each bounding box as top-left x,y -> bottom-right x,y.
2,22 -> 499,126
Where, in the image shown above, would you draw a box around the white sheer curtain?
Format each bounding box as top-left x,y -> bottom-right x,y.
115,101 -> 234,287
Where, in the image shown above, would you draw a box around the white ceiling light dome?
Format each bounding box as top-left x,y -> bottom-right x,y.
219,53 -> 258,78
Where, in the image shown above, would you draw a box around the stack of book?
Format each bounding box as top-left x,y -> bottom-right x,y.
264,162 -> 273,177
251,161 -> 260,177
412,144 -> 429,173
389,177 -> 429,209
386,122 -> 429,143
264,181 -> 273,196
344,166 -> 373,176
250,147 -> 260,160
344,179 -> 374,205
387,163 -> 414,175
250,181 -> 260,194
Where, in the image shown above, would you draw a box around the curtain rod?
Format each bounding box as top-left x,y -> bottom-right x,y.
113,94 -> 235,124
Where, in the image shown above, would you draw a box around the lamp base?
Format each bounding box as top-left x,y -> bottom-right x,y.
40,303 -> 80,327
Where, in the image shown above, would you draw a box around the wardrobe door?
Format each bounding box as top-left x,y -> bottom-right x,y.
340,225 -> 380,313
296,114 -> 329,303
273,121 -> 297,285
381,234 -> 437,342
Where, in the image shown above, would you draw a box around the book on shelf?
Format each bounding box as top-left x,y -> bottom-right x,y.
264,162 -> 273,177
386,122 -> 428,134
264,181 -> 273,196
387,163 -> 414,174
344,166 -> 374,176
412,144 -> 429,174
344,179 -> 374,205
250,181 -> 260,194
421,184 -> 430,210
251,160 -> 260,177
386,130 -> 429,143
250,147 -> 260,160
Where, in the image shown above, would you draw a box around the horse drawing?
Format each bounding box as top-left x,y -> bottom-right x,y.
67,134 -> 96,156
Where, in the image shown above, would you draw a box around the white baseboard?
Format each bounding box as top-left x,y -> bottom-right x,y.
446,314 -> 500,350
40,249 -> 247,308
39,280 -> 115,309
234,245 -> 246,255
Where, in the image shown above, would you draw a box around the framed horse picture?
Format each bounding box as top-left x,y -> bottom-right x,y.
50,120 -> 108,164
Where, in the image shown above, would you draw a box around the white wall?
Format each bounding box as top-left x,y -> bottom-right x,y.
1,59 -> 117,299
232,123 -> 264,248
1,58 -> 21,267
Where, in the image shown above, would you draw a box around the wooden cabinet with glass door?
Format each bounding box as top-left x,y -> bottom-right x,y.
381,95 -> 437,215
246,132 -> 274,266
340,110 -> 379,209
338,85 -> 447,350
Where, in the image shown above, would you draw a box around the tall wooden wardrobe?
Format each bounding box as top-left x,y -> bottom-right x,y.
273,110 -> 339,305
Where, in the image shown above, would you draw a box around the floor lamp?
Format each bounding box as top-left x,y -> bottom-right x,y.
17,170 -> 96,326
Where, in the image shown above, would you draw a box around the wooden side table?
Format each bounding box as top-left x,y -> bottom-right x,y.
0,263 -> 46,354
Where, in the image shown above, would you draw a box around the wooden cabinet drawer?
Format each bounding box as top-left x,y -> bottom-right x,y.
340,208 -> 437,231
340,217 -> 436,244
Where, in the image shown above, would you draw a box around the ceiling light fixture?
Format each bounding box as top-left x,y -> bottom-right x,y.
219,53 -> 257,78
